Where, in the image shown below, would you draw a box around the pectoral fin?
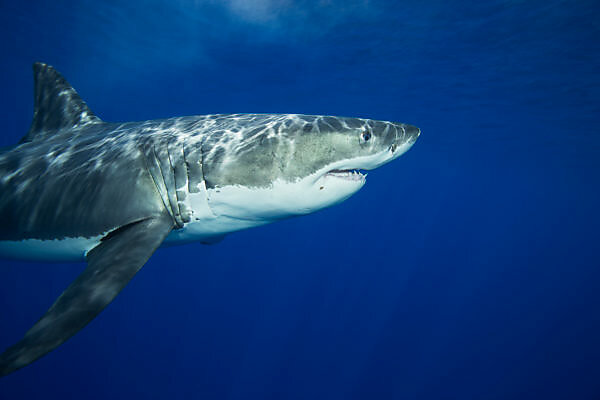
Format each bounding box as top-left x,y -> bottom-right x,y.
0,214 -> 173,376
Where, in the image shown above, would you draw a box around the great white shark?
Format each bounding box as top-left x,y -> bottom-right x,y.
0,62 -> 419,376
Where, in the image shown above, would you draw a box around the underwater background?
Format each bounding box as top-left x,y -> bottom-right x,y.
0,1 -> 599,398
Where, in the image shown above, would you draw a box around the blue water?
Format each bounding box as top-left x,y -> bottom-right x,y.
1,1 -> 599,398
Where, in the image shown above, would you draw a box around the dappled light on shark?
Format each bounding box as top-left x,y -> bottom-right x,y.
0,63 -> 419,376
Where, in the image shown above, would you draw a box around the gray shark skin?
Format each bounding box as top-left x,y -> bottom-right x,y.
0,62 -> 419,376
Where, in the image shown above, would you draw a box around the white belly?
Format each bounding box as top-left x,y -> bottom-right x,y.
0,214 -> 254,262
0,236 -> 103,262
0,214 -> 263,263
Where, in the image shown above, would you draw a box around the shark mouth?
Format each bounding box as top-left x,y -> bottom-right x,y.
325,169 -> 367,181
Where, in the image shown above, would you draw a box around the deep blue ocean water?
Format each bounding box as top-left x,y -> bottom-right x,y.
0,1 -> 599,398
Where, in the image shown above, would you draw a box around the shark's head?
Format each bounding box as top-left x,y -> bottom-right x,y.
201,114 -> 420,221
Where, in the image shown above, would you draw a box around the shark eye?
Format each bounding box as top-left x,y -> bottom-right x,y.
361,131 -> 372,142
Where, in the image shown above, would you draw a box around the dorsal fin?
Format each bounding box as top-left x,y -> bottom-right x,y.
20,62 -> 102,143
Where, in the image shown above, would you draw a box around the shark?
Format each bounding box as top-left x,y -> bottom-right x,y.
0,62 -> 420,376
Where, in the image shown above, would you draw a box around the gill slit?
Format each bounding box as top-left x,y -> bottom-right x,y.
144,144 -> 170,220
182,137 -> 218,219
200,138 -> 218,218
153,144 -> 183,228
165,139 -> 185,228
152,144 -> 169,214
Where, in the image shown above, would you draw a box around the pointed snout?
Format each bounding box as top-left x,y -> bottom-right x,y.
401,124 -> 420,144
383,123 -> 420,157
365,119 -> 420,154
386,122 -> 420,149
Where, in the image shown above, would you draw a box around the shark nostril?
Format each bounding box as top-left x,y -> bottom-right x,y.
406,124 -> 420,138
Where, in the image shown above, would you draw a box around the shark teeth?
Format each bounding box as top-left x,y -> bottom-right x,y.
325,169 -> 367,181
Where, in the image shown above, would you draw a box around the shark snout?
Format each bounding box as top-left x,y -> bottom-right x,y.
402,124 -> 420,144
386,123 -> 419,158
